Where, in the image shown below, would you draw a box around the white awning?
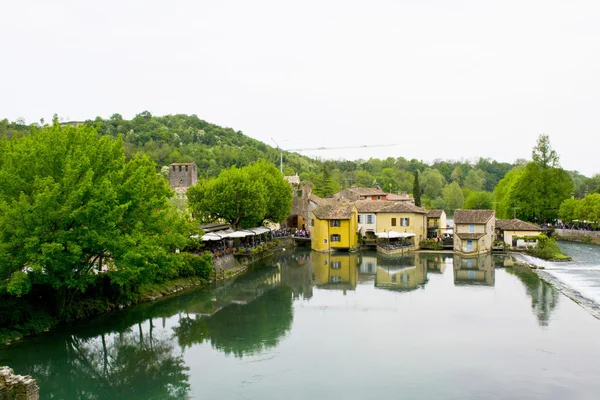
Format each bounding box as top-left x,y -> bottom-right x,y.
245,227 -> 272,235
375,231 -> 415,239
225,231 -> 253,238
200,233 -> 225,241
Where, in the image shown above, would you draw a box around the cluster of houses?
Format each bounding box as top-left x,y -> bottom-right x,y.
165,165 -> 543,259
308,186 -> 543,256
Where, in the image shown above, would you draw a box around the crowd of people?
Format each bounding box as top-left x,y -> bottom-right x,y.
554,221 -> 600,231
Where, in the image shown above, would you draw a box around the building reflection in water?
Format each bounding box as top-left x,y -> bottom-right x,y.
311,252 -> 359,293
453,253 -> 495,286
279,250 -> 313,299
357,252 -> 430,291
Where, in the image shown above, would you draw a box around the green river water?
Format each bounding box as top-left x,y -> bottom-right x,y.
2,249 -> 600,399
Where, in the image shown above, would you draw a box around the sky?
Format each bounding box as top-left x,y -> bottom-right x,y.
2,0 -> 599,176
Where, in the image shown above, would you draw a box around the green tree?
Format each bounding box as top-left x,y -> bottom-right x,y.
187,166 -> 267,230
314,165 -> 339,197
559,198 -> 579,222
493,166 -> 524,219
247,160 -> 293,223
532,134 -> 560,168
412,171 -> 421,206
420,168 -> 446,199
463,169 -> 486,192
442,182 -> 464,212
463,191 -> 493,210
575,193 -> 600,223
0,122 -> 192,315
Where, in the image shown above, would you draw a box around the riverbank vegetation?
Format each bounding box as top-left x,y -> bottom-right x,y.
525,235 -> 570,261
0,122 -> 213,343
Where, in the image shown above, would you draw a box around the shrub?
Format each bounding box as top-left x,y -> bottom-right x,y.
526,235 -> 566,260
180,252 -> 214,280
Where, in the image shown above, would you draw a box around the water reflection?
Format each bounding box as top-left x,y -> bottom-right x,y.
507,265 -> 559,326
0,249 -> 569,398
453,254 -> 495,286
375,254 -> 428,291
0,323 -> 190,400
311,252 -> 359,292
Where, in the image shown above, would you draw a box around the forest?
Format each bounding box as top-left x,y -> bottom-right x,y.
3,112 -> 599,219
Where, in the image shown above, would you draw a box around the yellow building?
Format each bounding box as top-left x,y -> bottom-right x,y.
374,253 -> 428,291
355,200 -> 428,249
426,209 -> 447,239
311,252 -> 359,291
311,202 -> 359,252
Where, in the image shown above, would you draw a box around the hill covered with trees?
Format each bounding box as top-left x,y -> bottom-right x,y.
2,112 -> 598,216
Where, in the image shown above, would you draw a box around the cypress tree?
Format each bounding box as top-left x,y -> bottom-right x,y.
413,170 -> 421,206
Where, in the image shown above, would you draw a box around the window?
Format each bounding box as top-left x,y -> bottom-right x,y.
469,224 -> 475,232
330,220 -> 341,227
401,218 -> 410,226
358,215 -> 363,223
391,218 -> 397,226
331,261 -> 341,269
377,195 -> 382,200
311,220 -> 314,227
323,239 -> 328,244
331,234 -> 341,242
482,239 -> 485,246
367,215 -> 374,224
324,260 -> 328,265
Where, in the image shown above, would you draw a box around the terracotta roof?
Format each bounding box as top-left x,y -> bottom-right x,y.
427,210 -> 444,218
312,203 -> 355,220
454,209 -> 495,224
347,187 -> 385,196
309,194 -> 327,205
386,193 -> 413,201
456,233 -> 486,240
496,219 -> 541,232
355,200 -> 428,214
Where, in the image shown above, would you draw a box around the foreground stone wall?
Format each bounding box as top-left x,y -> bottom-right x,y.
555,229 -> 600,245
0,367 -> 39,400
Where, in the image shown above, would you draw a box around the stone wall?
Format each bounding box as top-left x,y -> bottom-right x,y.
0,367 -> 39,400
555,229 -> 600,245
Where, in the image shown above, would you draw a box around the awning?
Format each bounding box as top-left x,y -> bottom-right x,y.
225,231 -> 253,238
200,233 -> 225,241
375,231 -> 416,239
245,227 -> 272,235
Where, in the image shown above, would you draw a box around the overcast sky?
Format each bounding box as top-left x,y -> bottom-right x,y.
2,0 -> 599,176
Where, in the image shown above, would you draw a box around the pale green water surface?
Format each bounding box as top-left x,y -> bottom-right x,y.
2,250 -> 600,399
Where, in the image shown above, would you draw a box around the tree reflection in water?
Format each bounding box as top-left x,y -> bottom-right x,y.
2,321 -> 189,399
507,265 -> 559,326
174,286 -> 293,357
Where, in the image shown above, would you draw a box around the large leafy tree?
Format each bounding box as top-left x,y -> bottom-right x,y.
420,168 -> 447,199
0,122 -> 192,314
492,166 -> 524,218
442,182 -> 464,212
247,160 -> 293,224
510,135 -> 573,222
188,161 -> 292,230
463,191 -> 493,210
188,166 -> 266,230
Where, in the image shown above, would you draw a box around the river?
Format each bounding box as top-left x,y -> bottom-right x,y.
2,249 -> 600,399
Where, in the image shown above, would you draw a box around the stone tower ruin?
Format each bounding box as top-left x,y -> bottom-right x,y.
168,162 -> 198,189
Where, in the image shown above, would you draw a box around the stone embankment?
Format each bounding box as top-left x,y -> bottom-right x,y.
0,367 -> 39,400
555,229 -> 600,245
